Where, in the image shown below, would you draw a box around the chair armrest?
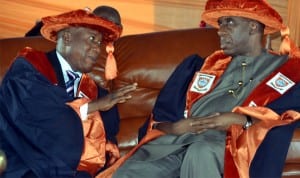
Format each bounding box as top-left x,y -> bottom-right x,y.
286,128 -> 300,163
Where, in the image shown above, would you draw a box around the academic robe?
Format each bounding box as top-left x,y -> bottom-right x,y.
95,51 -> 300,178
139,52 -> 300,178
0,48 -> 120,178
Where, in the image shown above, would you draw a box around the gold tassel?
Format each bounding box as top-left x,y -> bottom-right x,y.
279,25 -> 300,57
105,43 -> 118,80
279,26 -> 291,55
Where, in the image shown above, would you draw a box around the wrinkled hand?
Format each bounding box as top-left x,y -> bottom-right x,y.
158,112 -> 246,135
188,112 -> 246,134
88,83 -> 137,113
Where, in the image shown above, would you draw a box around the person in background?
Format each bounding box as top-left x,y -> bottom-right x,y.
93,6 -> 122,28
108,0 -> 300,177
24,20 -> 43,37
0,7 -> 137,178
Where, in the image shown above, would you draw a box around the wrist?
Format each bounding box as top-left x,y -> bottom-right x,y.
153,122 -> 173,134
152,123 -> 160,129
243,115 -> 253,129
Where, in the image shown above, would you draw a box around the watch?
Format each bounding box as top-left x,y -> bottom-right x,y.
243,115 -> 253,130
152,123 -> 159,129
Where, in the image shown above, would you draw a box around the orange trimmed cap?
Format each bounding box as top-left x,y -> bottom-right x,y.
41,9 -> 122,43
201,0 -> 283,34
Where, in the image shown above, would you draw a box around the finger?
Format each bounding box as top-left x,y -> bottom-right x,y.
115,85 -> 137,96
192,113 -> 220,125
192,121 -> 217,130
119,83 -> 138,91
107,157 -> 117,166
109,93 -> 117,100
190,119 -> 209,127
196,128 -> 208,134
202,112 -> 220,119
189,112 -> 220,120
115,95 -> 132,103
125,84 -> 137,92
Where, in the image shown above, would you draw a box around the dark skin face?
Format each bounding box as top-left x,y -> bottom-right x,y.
217,16 -> 254,56
57,27 -> 137,113
62,27 -> 103,73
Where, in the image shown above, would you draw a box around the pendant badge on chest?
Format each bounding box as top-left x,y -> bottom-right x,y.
266,72 -> 295,94
190,72 -> 216,94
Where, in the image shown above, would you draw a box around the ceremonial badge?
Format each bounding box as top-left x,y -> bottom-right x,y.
266,72 -> 295,94
248,101 -> 257,107
190,72 -> 216,94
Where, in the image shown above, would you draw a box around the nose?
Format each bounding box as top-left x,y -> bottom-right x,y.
91,43 -> 101,54
217,26 -> 227,37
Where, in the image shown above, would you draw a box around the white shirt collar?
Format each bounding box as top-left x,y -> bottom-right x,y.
56,51 -> 82,83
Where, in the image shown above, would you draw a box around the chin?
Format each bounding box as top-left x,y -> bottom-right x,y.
81,67 -> 94,73
222,49 -> 231,55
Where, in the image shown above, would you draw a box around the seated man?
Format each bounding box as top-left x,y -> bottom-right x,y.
109,0 -> 300,177
0,8 -> 137,178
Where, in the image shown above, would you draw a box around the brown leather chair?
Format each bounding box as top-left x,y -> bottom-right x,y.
1,28 -> 300,177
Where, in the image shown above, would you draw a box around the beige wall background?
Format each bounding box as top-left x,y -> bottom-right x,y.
0,0 -> 298,50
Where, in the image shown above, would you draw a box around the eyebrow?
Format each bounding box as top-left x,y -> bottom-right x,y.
217,17 -> 233,24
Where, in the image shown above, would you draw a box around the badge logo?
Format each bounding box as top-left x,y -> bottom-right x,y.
190,72 -> 216,94
248,101 -> 257,107
266,72 -> 295,94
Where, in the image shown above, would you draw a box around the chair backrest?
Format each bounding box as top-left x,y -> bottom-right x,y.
0,36 -> 55,82
109,28 -> 220,120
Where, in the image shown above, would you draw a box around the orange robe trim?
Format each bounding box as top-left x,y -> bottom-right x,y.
225,107 -> 300,178
67,74 -> 120,176
67,98 -> 107,176
185,50 -> 232,116
18,47 -> 58,84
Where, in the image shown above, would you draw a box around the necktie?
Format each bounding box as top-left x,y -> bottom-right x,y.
66,70 -> 79,97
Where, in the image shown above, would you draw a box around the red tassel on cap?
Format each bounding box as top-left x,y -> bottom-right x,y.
279,26 -> 291,55
279,25 -> 300,57
105,43 -> 117,80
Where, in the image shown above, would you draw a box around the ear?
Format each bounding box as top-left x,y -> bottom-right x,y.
249,21 -> 258,35
62,30 -> 72,45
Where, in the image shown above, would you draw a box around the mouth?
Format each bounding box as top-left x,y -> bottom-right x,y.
219,36 -> 233,50
87,56 -> 98,63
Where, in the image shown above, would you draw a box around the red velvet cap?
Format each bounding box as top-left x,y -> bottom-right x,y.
201,0 -> 283,34
41,9 -> 122,43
